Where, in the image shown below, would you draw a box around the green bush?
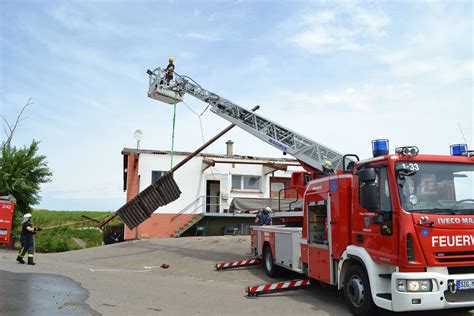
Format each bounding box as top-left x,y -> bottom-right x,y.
14,210 -> 122,253
34,226 -> 104,253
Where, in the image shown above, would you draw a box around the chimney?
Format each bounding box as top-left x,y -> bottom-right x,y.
226,140 -> 234,156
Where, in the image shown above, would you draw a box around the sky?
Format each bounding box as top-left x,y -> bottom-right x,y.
1,0 -> 472,211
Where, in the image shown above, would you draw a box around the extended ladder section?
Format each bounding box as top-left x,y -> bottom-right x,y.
147,69 -> 344,171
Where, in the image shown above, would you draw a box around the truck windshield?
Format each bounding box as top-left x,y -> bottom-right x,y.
396,162 -> 474,214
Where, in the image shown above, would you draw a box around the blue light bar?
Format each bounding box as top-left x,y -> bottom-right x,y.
450,144 -> 468,156
372,139 -> 389,157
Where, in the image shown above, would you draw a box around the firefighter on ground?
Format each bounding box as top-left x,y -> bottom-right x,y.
16,213 -> 42,265
255,207 -> 272,226
165,57 -> 175,84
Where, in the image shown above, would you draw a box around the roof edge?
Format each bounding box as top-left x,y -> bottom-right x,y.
121,147 -> 299,163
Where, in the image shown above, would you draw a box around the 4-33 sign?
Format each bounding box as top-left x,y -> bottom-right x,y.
402,163 -> 419,171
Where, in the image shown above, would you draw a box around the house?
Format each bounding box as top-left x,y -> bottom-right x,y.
122,141 -> 304,239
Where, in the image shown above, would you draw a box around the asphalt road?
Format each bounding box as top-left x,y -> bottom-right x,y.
1,236 -> 473,315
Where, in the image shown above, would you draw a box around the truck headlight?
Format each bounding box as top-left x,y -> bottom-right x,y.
396,279 -> 433,292
396,279 -> 406,292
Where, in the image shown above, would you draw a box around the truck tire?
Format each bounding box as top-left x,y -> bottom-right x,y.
343,264 -> 377,316
263,245 -> 279,277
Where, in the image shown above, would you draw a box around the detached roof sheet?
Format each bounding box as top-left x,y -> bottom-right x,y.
116,173 -> 181,229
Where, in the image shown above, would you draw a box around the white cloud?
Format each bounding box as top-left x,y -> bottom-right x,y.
378,21 -> 473,85
177,51 -> 195,60
353,6 -> 389,37
235,55 -> 269,75
380,54 -> 473,84
279,84 -> 415,113
49,5 -> 89,30
287,4 -> 389,53
184,31 -> 220,41
382,2 -> 472,84
48,5 -> 119,34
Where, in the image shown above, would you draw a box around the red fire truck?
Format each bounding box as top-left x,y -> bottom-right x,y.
147,69 -> 474,315
252,144 -> 474,315
0,196 -> 15,245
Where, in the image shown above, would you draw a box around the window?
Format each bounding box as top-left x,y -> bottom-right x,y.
396,162 -> 474,213
271,182 -> 285,198
232,175 -> 242,190
151,170 -> 164,183
358,166 -> 393,236
307,203 -> 328,245
378,168 -> 392,212
231,175 -> 261,191
360,167 -> 392,212
244,176 -> 261,190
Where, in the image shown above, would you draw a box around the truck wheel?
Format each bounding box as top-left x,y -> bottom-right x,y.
263,245 -> 279,277
343,264 -> 377,316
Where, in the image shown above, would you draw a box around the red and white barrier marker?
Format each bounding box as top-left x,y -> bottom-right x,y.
215,258 -> 262,270
246,279 -> 311,297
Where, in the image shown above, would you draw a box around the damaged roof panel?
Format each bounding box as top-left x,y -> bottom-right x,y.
116,172 -> 181,229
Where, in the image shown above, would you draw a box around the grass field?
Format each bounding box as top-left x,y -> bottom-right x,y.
14,210 -> 123,253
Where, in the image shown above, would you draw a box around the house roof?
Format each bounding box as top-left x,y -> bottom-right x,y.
122,147 -> 299,164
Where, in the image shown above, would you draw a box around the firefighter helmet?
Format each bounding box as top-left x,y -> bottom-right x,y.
322,160 -> 333,170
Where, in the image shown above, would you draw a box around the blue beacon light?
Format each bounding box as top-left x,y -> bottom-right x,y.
450,144 -> 468,156
372,139 -> 389,157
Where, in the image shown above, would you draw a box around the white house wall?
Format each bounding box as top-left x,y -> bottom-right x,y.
138,153 -> 204,214
137,153 -> 302,215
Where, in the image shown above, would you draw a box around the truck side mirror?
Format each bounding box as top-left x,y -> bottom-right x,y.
343,154 -> 360,172
359,168 -> 378,212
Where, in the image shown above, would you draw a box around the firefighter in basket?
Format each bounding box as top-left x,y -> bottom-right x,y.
165,57 -> 175,84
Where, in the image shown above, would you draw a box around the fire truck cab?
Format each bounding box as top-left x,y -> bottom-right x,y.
252,142 -> 474,315
0,196 -> 15,245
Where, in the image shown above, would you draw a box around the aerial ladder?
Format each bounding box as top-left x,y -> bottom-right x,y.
147,68 -> 346,297
147,68 -> 345,172
98,68 -> 347,230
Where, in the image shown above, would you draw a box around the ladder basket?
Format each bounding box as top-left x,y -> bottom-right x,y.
147,68 -> 183,105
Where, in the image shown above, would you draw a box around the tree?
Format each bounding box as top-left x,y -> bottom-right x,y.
1,98 -> 32,149
0,99 -> 52,224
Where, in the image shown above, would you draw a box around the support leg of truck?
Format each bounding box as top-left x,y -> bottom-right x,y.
245,279 -> 312,297
215,258 -> 261,271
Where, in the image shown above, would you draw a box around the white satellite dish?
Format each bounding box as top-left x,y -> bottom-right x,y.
134,130 -> 143,149
134,130 -> 143,141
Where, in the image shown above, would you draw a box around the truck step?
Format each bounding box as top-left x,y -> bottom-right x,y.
215,258 -> 261,270
245,279 -> 311,297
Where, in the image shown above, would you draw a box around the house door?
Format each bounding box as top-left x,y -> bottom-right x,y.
206,180 -> 220,213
